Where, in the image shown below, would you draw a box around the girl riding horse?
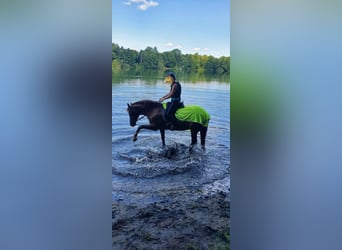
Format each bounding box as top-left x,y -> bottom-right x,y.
127,100 -> 209,149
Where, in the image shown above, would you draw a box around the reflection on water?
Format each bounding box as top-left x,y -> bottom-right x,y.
112,71 -> 230,85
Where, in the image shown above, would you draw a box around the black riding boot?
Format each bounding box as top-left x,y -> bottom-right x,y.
168,116 -> 177,130
163,116 -> 176,130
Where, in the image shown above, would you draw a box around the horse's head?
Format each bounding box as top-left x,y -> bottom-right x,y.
127,103 -> 139,127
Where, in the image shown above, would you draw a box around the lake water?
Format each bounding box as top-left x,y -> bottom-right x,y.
112,76 -> 230,203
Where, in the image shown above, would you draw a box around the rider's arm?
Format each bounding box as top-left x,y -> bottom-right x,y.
159,84 -> 178,102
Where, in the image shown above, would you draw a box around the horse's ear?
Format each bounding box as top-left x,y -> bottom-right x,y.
127,103 -> 130,108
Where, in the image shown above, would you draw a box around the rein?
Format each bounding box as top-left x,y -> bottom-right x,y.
137,115 -> 145,121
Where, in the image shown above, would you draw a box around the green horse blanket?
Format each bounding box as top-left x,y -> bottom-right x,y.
162,103 -> 210,127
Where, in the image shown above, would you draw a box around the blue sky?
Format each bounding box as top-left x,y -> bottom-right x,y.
112,0 -> 230,58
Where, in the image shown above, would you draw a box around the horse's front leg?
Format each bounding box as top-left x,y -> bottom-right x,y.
132,124 -> 159,142
160,128 -> 165,147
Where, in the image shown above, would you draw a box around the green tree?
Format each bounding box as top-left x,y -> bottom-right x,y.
112,43 -> 120,60
112,43 -> 230,76
204,56 -> 219,74
112,59 -> 121,73
139,46 -> 160,70
217,56 -> 230,74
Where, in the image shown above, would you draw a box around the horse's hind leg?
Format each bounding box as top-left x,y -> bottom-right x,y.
191,127 -> 198,146
200,126 -> 208,149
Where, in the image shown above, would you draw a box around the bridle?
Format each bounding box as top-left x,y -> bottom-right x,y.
127,103 -> 145,124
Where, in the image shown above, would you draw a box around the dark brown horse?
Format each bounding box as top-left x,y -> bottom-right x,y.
126,100 -> 209,149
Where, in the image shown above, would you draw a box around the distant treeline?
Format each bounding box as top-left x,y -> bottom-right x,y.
112,43 -> 230,75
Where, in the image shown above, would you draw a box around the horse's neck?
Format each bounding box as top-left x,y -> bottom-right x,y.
134,101 -> 158,116
134,101 -> 152,116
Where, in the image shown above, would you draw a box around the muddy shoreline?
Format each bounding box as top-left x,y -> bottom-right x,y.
112,177 -> 230,250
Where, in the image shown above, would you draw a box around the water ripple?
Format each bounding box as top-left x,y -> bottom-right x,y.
112,82 -> 230,200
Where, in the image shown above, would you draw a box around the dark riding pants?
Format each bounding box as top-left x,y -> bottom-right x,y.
164,101 -> 179,122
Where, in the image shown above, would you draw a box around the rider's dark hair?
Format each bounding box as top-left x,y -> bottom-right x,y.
167,72 -> 176,81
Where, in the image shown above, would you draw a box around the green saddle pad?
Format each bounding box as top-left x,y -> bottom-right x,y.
162,103 -> 210,127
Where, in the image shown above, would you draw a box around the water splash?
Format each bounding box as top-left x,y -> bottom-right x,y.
113,141 -> 204,178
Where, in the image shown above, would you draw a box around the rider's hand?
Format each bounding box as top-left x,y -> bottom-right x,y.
159,98 -> 163,103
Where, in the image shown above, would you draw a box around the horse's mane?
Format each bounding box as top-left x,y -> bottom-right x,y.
132,99 -> 162,109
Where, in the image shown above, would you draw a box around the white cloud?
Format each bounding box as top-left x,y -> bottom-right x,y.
124,0 -> 159,11
193,48 -> 201,52
204,48 -> 209,51
165,42 -> 183,50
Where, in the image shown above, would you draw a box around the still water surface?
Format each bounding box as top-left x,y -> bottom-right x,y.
112,77 -> 230,203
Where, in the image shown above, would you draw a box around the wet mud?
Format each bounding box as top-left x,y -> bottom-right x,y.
112,135 -> 230,249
